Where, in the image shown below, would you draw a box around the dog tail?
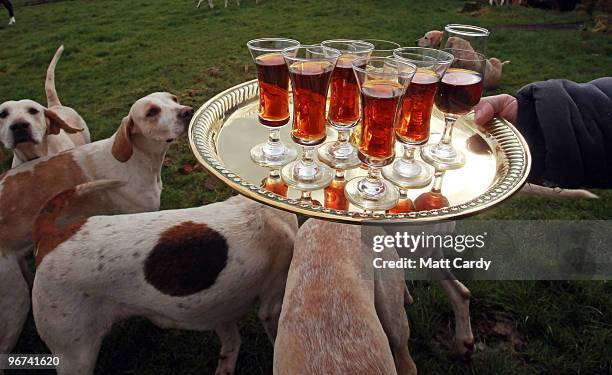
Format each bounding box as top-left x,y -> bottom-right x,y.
45,45 -> 64,108
33,180 -> 125,266
502,60 -> 511,65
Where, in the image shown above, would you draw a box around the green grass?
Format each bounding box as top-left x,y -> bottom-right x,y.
1,0 -> 611,374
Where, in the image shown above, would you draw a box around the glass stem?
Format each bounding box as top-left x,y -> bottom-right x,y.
269,168 -> 280,179
335,169 -> 345,180
432,169 -> 445,193
403,144 -> 417,162
337,129 -> 350,145
300,190 -> 312,202
268,128 -> 281,144
302,146 -> 315,165
440,115 -> 457,146
358,166 -> 385,199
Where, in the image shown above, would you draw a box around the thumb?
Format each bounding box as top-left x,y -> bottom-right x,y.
474,94 -> 517,126
474,100 -> 496,126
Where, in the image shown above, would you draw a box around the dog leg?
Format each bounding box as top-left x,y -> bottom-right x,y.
214,323 -> 241,375
438,278 -> 474,358
32,279 -> 111,375
258,288 -> 284,343
224,0 -> 228,7
197,0 -> 205,7
375,283 -> 417,375
0,254 -> 30,358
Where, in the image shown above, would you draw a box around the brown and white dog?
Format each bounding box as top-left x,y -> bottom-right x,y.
32,193 -> 297,375
0,92 -> 193,357
0,46 -> 89,167
274,219 -> 417,375
415,30 -> 509,89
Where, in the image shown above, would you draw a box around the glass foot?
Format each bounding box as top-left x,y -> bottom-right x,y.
383,158 -> 433,189
250,140 -> 297,168
344,177 -> 399,211
421,143 -> 465,171
281,159 -> 334,191
318,141 -> 361,170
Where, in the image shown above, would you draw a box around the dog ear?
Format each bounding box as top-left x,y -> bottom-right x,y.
45,108 -> 83,135
112,116 -> 134,163
429,30 -> 443,49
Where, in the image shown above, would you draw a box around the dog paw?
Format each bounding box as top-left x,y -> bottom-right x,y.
215,357 -> 235,375
455,336 -> 476,361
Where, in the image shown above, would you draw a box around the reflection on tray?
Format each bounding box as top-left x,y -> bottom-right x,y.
324,171 -> 349,211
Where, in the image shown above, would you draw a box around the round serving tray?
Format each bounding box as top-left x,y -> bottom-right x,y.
189,79 -> 531,223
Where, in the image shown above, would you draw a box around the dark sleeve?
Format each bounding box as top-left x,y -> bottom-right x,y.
514,77 -> 612,189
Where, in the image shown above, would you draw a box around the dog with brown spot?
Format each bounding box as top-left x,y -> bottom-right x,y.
0,46 -> 90,167
32,192 -> 297,375
0,92 -> 193,358
274,219 -> 417,375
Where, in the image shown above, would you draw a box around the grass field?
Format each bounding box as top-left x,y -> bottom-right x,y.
1,0 -> 611,374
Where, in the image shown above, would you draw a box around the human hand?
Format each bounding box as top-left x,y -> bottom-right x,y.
474,94 -> 517,126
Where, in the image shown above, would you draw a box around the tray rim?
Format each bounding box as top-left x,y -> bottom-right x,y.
189,79 -> 532,223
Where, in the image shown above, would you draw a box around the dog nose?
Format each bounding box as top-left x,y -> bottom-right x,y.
10,122 -> 30,131
415,39 -> 420,45
179,107 -> 194,121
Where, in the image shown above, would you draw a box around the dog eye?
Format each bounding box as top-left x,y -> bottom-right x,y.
146,107 -> 161,117
28,108 -> 39,115
0,110 -> 7,119
171,96 -> 178,103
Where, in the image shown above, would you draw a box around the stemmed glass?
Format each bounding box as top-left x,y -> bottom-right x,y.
281,45 -> 340,192
344,56 -> 416,211
420,49 -> 485,170
383,47 -> 453,189
442,24 -> 489,54
318,40 -> 373,170
247,38 -> 300,168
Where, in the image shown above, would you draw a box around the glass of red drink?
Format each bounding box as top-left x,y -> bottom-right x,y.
280,45 -> 340,192
421,49 -> 486,170
382,47 -> 453,190
247,38 -> 300,168
317,40 -> 374,170
344,56 -> 416,211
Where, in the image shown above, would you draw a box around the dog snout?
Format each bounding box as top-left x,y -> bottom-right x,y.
179,107 -> 194,123
10,121 -> 33,144
10,122 -> 30,131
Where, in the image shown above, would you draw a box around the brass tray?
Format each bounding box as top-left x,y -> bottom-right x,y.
189,79 -> 531,223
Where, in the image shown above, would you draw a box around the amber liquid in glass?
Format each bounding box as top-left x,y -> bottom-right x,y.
359,80 -> 403,163
324,178 -> 349,210
396,71 -> 439,144
328,56 -> 362,126
255,53 -> 290,127
435,69 -> 483,116
288,61 -> 334,145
